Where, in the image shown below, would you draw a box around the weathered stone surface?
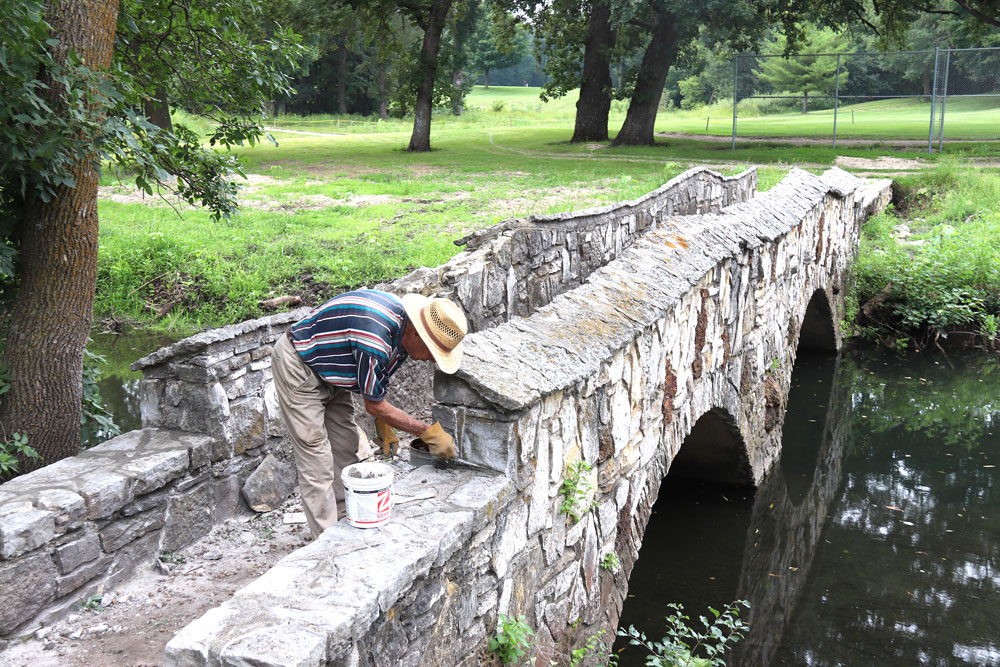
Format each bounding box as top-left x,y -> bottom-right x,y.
161,483 -> 213,552
107,529 -> 162,590
56,554 -> 113,598
34,488 -> 86,531
230,397 -> 266,455
0,508 -> 56,559
99,508 -> 165,552
241,454 -> 296,512
0,553 -> 57,634
220,625 -> 327,667
52,527 -> 102,574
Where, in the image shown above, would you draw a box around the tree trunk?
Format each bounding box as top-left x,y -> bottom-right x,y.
802,91 -> 808,114
571,0 -> 616,143
407,0 -> 452,152
377,62 -> 388,120
451,68 -> 464,115
484,69 -> 490,87
450,0 -> 477,117
336,31 -> 348,115
1,0 -> 119,472
144,86 -> 172,132
612,16 -> 680,146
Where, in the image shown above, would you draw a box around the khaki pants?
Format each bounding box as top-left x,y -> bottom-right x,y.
271,333 -> 372,538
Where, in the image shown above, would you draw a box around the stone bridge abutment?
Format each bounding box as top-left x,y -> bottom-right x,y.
0,166 -> 890,667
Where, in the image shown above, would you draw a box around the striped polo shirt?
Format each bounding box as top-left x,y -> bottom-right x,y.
287,290 -> 408,401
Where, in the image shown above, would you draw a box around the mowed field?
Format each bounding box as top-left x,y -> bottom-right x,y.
94,92 -> 999,330
268,87 -> 1000,142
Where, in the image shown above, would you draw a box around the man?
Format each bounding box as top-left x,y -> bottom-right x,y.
271,289 -> 467,538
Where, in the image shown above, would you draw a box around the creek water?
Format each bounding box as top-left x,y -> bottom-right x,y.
615,350 -> 999,666
89,330 -> 187,433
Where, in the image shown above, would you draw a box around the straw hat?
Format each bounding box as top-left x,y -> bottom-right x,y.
401,294 -> 468,374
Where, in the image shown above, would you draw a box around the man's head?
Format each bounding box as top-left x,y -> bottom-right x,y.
400,295 -> 468,374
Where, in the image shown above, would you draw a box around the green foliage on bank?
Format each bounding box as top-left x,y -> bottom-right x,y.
848,162 -> 1000,350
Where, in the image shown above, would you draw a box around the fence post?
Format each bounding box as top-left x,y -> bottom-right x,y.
927,47 -> 940,154
937,48 -> 951,152
832,53 -> 842,149
731,55 -> 739,150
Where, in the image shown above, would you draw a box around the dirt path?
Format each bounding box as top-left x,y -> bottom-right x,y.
0,497 -> 311,667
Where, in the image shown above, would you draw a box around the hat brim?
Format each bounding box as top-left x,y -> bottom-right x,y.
401,293 -> 463,374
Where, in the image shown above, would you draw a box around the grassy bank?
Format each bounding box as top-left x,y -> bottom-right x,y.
848,162 -> 1000,351
95,111 -> 997,333
97,127 -> 803,329
267,87 -> 1000,143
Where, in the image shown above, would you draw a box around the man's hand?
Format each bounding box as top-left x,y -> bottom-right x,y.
374,419 -> 399,457
419,422 -> 455,460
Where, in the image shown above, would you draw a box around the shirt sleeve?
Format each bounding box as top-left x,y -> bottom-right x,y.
357,351 -> 390,401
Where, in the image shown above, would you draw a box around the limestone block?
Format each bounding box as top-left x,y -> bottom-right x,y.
220,624 -> 327,667
241,454 -> 296,512
122,487 -> 172,517
0,552 -> 57,634
263,380 -> 286,438
0,508 -> 56,559
107,529 -> 162,590
433,373 -> 490,409
213,475 -> 245,523
230,397 -> 266,455
610,388 -> 631,456
76,470 -> 133,520
99,507 -> 166,552
35,488 -> 86,531
491,503 -> 527,578
527,416 -> 551,536
460,410 -> 515,474
541,510 -> 566,567
53,527 -> 102,573
164,606 -> 241,667
55,554 -> 112,598
515,405 -> 540,466
596,500 -> 618,544
161,482 -> 213,552
582,517 -> 599,594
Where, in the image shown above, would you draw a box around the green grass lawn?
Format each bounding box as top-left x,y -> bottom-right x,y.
263,87 -> 1000,143
96,105 -> 999,330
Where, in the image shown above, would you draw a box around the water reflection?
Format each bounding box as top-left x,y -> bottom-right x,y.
616,350 -> 1000,666
89,330 -> 187,432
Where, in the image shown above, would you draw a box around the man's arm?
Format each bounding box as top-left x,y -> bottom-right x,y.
363,397 -> 430,437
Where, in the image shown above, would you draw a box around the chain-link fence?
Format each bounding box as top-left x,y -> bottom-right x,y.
729,47 -> 1000,152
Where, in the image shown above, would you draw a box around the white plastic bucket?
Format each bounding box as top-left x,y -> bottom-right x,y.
342,461 -> 394,528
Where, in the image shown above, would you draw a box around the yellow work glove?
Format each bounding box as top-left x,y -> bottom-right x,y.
419,422 -> 455,460
374,419 -> 399,457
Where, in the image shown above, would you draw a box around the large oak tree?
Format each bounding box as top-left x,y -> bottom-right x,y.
1,0 -> 302,473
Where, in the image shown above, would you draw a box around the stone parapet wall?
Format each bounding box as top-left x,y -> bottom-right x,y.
0,429 -> 248,637
377,166 -> 756,425
165,464 -> 514,666
130,308 -> 310,452
159,170 -> 890,665
384,166 -> 757,332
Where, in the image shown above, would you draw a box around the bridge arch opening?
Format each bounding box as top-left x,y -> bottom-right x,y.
797,288 -> 838,353
613,408 -> 754,662
669,408 -> 754,487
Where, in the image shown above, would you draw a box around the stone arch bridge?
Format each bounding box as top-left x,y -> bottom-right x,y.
0,166 -> 889,666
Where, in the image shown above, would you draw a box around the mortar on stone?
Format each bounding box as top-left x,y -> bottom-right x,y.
408,438 -> 437,467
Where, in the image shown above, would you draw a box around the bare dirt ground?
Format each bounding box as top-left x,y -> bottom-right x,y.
0,496 -> 311,667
